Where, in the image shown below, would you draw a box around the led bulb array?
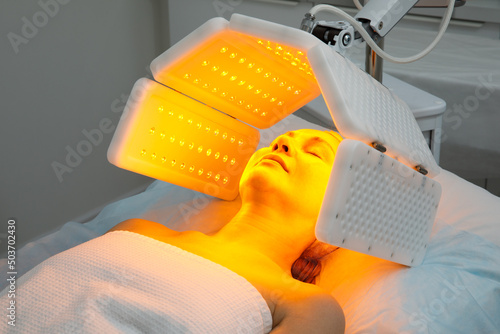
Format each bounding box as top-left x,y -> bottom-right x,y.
253,38 -> 314,76
141,102 -> 243,184
108,78 -> 260,200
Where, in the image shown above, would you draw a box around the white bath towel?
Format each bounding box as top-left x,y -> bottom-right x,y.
0,231 -> 273,333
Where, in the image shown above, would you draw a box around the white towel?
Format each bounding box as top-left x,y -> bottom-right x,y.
0,231 -> 273,333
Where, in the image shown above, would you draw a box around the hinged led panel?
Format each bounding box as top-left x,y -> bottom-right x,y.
308,44 -> 440,177
151,16 -> 321,129
316,139 -> 442,266
108,78 -> 260,200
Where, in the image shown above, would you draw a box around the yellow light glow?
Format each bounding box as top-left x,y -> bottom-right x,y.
108,79 -> 260,200
153,30 -> 320,129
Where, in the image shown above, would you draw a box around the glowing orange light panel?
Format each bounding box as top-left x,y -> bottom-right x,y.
108,78 -> 260,200
151,16 -> 321,129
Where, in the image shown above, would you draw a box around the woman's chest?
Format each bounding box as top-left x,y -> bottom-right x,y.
162,232 -> 287,313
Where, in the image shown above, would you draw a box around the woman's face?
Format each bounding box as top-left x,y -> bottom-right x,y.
239,129 -> 342,218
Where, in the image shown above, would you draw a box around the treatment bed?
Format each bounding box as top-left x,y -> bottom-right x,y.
2,114 -> 499,333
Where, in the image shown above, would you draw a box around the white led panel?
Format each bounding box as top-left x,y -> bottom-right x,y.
316,139 -> 442,266
308,44 -> 440,178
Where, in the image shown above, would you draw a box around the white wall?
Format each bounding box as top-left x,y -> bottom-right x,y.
168,0 -> 313,44
0,0 -> 168,251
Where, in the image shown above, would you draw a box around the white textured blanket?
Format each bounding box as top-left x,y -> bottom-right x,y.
0,231 -> 272,333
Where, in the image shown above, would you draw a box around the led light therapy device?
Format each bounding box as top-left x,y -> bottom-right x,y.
108,14 -> 442,266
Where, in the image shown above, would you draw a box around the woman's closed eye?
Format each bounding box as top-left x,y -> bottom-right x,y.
307,149 -> 323,159
304,139 -> 334,162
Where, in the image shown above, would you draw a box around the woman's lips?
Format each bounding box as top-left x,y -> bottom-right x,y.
258,154 -> 289,173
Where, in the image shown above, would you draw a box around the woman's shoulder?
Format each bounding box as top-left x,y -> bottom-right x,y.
272,283 -> 345,333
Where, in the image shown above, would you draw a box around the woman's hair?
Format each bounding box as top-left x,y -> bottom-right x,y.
291,240 -> 339,284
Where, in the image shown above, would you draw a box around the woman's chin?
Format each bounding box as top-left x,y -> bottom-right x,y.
240,167 -> 287,196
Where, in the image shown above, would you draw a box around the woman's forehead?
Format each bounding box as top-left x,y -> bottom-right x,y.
283,129 -> 341,144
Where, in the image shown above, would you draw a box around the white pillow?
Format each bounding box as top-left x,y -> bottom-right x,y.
434,169 -> 500,247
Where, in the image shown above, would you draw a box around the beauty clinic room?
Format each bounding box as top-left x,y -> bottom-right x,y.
1,0 -> 499,333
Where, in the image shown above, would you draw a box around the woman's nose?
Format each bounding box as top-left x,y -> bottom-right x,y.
272,135 -> 293,155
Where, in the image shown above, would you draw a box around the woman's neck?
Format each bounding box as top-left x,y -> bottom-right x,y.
213,201 -> 316,272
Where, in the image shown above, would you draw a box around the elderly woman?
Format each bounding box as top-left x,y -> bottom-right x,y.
1,129 -> 344,334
